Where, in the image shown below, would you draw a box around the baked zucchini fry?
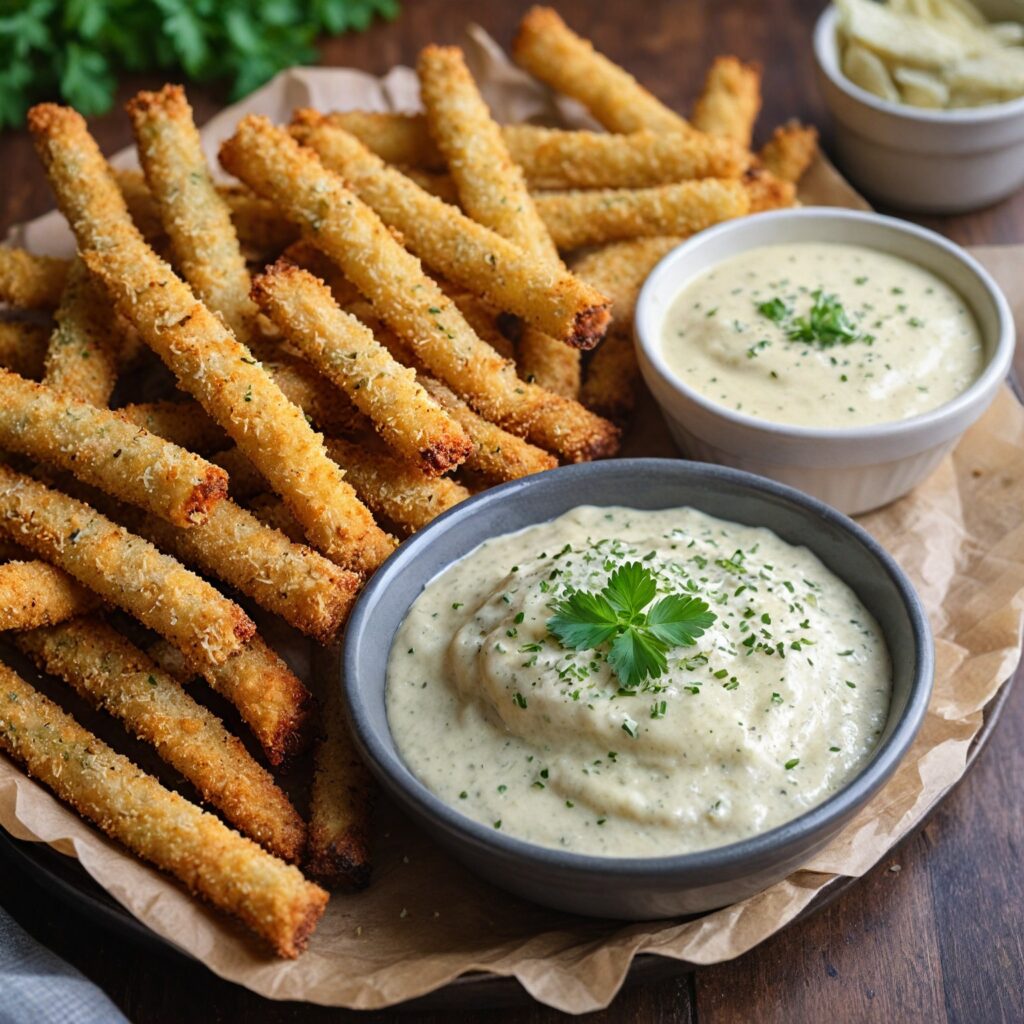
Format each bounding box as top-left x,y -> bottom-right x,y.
325,110 -> 444,169
246,495 -> 307,545
324,437 -> 469,533
44,259 -> 121,406
0,247 -> 70,309
127,85 -> 256,341
127,498 -> 360,644
574,237 -> 683,422
15,617 -> 306,862
152,634 -> 314,766
287,111 -> 611,349
306,643 -> 374,888
252,260 -> 471,476
0,369 -> 228,527
0,465 -> 253,664
325,114 -> 744,188
116,400 -> 229,454
261,356 -> 371,437
219,117 -> 618,462
0,663 -> 327,956
418,377 -> 558,482
29,103 -> 392,576
115,168 -> 298,260
503,124 -> 747,189
0,322 -> 47,379
0,560 -> 98,630
759,121 -> 819,183
418,45 -> 580,398
512,6 -> 691,134
692,56 -> 763,149
534,179 -> 749,250
210,446 -> 266,501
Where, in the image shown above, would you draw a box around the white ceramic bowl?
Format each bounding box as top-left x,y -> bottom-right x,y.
813,4 -> 1024,213
633,208 -> 1015,515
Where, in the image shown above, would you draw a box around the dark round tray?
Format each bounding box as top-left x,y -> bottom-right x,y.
0,668 -> 1016,1011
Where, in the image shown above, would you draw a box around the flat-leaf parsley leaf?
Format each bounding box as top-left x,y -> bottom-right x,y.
547,562 -> 715,688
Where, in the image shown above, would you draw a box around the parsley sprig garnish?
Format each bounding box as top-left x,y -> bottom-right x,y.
757,290 -> 872,349
547,562 -> 716,689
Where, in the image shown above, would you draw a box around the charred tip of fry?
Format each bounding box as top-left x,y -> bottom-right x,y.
570,302 -> 613,350
182,467 -> 230,524
306,825 -> 373,890
419,437 -> 474,478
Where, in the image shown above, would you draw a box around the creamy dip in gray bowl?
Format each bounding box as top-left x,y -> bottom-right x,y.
342,459 -> 933,919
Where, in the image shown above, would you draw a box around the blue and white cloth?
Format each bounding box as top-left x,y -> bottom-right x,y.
0,905 -> 128,1024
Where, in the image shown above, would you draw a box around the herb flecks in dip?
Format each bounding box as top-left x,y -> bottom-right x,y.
386,505 -> 892,858
659,242 -> 984,428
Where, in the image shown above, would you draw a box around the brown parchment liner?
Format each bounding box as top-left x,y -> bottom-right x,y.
3,28 -> 1024,1014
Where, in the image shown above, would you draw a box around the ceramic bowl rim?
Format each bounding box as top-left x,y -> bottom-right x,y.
633,206 -> 1015,443
342,459 -> 934,879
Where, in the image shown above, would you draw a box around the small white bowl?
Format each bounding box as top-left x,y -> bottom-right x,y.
813,4 -> 1024,213
633,208 -> 1015,515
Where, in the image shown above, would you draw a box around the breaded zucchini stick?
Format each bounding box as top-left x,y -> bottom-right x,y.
325,114 -> 745,188
0,664 -> 327,956
512,6 -> 692,134
325,110 -> 444,169
573,237 -> 683,422
127,497 -> 360,644
261,355 -> 371,438
0,247 -> 70,309
44,259 -> 122,406
29,103 -> 392,576
220,117 -> 619,462
306,643 -> 374,888
127,85 -> 256,340
759,121 -> 819,183
116,400 -> 229,454
692,56 -> 763,149
15,617 -> 306,862
287,112 -> 611,349
252,260 -> 471,476
324,437 -> 468,533
0,560 -> 98,630
0,465 -> 253,664
503,124 -> 747,189
116,168 -> 299,260
0,322 -> 47,379
418,45 -> 580,398
535,179 -> 749,250
0,369 -> 228,527
246,494 -> 307,545
419,377 -> 558,482
152,634 -> 314,766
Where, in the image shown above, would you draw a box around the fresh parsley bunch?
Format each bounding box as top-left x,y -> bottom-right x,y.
0,0 -> 400,130
548,562 -> 716,689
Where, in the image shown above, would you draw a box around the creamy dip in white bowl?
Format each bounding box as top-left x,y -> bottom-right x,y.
634,208 -> 1014,514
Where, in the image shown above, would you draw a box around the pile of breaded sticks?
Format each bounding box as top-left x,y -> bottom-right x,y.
0,8 -> 818,958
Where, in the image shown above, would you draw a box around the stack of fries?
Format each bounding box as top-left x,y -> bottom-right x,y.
0,7 -> 818,957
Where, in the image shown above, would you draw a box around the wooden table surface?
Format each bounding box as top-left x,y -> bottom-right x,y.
2,1 -> 1022,1021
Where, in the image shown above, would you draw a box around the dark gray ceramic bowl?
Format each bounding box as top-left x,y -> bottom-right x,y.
343,459 -> 933,920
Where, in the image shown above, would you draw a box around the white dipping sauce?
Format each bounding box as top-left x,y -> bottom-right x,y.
387,506 -> 892,858
659,242 -> 984,428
